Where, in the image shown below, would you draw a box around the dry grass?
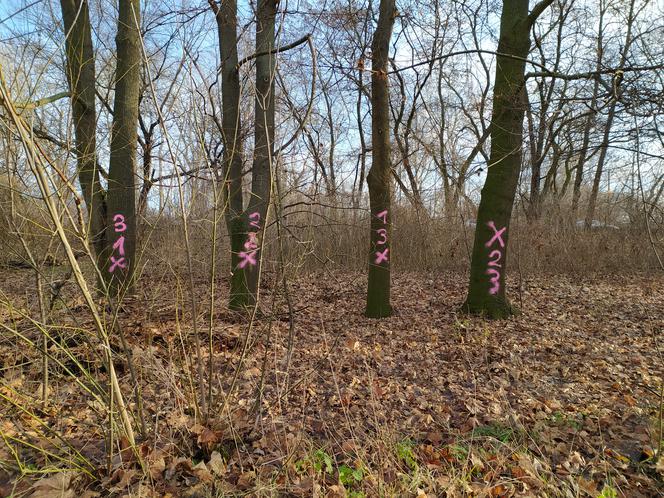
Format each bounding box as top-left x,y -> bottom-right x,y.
138,197 -> 664,284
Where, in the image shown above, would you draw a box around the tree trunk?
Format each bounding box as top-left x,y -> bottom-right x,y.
210,0 -> 251,309
105,0 -> 141,295
245,0 -> 277,303
526,6 -> 568,222
353,67 -> 367,212
584,101 -> 617,227
525,89 -> 543,220
365,0 -> 395,318
462,0 -> 553,318
392,66 -> 425,213
137,115 -> 161,224
61,0 -> 141,294
323,88 -> 337,197
59,0 -> 107,275
571,105 -> 597,218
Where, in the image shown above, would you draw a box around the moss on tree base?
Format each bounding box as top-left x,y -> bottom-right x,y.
365,303 -> 392,319
461,296 -> 520,320
228,275 -> 252,311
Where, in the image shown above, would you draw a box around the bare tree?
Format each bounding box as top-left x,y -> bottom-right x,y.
59,0 -> 142,294
462,0 -> 555,318
366,0 -> 396,318
209,0 -> 251,309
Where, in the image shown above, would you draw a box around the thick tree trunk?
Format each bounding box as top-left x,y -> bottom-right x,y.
365,0 -> 395,318
462,0 -> 550,318
245,0 -> 277,303
59,0 -> 107,275
105,0 -> 141,294
210,0 -> 250,309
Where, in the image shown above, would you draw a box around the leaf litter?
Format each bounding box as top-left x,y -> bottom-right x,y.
0,268 -> 662,496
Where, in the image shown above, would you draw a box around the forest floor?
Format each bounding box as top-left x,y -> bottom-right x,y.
0,269 -> 663,497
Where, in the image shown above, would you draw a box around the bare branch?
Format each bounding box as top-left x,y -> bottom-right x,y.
236,34 -> 311,70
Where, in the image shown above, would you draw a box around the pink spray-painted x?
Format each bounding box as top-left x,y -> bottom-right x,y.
375,248 -> 389,264
485,221 -> 506,248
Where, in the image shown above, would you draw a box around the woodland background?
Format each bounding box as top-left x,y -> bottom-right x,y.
0,0 -> 663,495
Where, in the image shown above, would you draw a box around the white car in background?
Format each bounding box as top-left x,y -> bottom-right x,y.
575,220 -> 620,230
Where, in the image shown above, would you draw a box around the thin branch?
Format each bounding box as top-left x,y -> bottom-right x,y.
525,64 -> 664,82
236,34 -> 311,70
389,49 -> 551,74
275,36 -> 317,155
528,0 -> 556,26
16,91 -> 70,109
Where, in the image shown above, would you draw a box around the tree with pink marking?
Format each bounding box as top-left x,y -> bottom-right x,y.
365,0 -> 396,319
462,0 -> 556,318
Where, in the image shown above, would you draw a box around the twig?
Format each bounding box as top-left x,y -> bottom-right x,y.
0,66 -> 137,449
137,18 -> 208,418
236,34 -> 311,70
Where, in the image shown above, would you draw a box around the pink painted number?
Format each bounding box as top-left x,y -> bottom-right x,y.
374,210 -> 389,265
484,221 -> 506,295
486,268 -> 501,295
113,235 -> 125,256
376,228 -> 387,245
238,212 -> 261,269
109,214 -> 128,273
487,249 -> 501,267
113,214 -> 127,233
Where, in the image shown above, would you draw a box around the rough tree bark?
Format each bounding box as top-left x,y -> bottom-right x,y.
59,0 -> 107,272
209,0 -> 251,309
365,0 -> 396,318
105,0 -> 141,294
462,0 -> 554,319
245,0 -> 277,303
60,0 -> 141,294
